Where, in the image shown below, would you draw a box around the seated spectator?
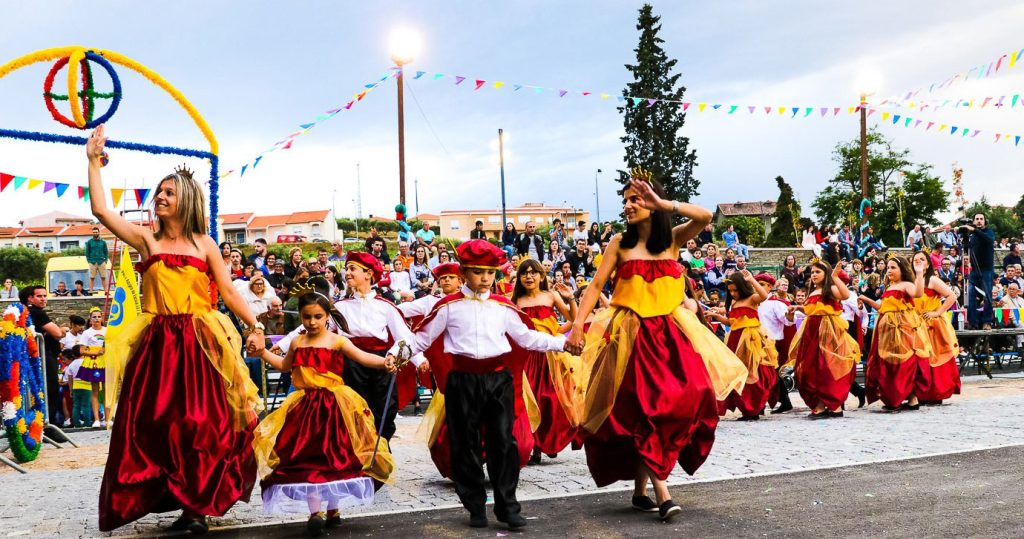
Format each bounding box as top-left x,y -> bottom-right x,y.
54,281 -> 70,297
588,222 -> 601,248
1004,243 -> 1022,271
388,259 -> 414,296
999,265 -> 1024,291
722,224 -> 749,259
697,222 -> 714,247
572,220 -> 589,245
501,222 -> 518,259
705,256 -> 727,296
906,224 -> 924,248
1,278 -> 18,300
703,244 -> 720,271
858,225 -> 886,258
284,247 -> 304,279
838,223 -> 855,260
734,254 -> 748,272
545,241 -> 565,266
722,248 -> 738,271
937,257 -> 956,284
542,259 -> 554,278
267,259 -> 290,298
564,238 -> 595,278
257,296 -> 287,336
240,274 -> 274,316
432,250 -> 452,269
409,245 -> 434,298
70,280 -> 89,297
780,255 -> 802,290
470,220 -> 487,240
325,264 -> 345,301
228,249 -> 245,280
802,225 -> 822,257
317,248 -> 331,270
306,256 -> 323,276
369,237 -> 391,264
415,221 -> 437,250
394,240 -> 414,271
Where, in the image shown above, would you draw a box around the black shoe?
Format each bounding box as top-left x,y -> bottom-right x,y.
772,403 -> 793,414
497,513 -> 527,529
186,517 -> 208,536
737,415 -> 759,421
325,511 -> 342,528
808,411 -> 828,420
899,402 -> 920,411
169,513 -> 193,531
469,512 -> 488,528
857,393 -> 866,409
659,500 -> 681,522
529,453 -> 542,465
307,513 -> 326,536
921,400 -> 942,406
545,453 -> 558,459
882,405 -> 900,412
631,495 -> 659,512
827,410 -> 844,418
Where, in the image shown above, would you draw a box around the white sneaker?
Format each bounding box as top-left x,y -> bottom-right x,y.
63,419 -> 71,427
91,420 -> 101,428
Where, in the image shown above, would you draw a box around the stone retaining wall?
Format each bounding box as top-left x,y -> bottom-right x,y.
1,296 -> 108,325
744,247 -> 1010,270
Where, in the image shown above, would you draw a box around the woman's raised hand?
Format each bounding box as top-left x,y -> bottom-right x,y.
629,178 -> 665,211
86,125 -> 107,161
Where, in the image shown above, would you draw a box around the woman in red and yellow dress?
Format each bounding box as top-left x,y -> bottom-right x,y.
511,258 -> 582,463
862,255 -> 932,410
708,270 -> 778,420
910,250 -> 961,404
254,292 -> 395,535
567,169 -> 746,522
785,260 -> 861,418
87,126 -> 265,534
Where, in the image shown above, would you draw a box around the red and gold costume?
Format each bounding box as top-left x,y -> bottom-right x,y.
913,288 -> 961,401
785,296 -> 861,412
99,254 -> 261,531
865,290 -> 933,408
718,306 -> 778,418
521,304 -> 583,455
579,259 -> 746,487
253,343 -> 393,514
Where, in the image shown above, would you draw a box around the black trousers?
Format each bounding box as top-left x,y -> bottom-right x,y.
344,355 -> 398,440
446,369 -> 520,518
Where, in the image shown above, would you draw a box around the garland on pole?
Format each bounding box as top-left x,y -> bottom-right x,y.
0,304 -> 45,464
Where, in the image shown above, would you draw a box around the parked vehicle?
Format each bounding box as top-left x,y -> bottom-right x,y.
275,234 -> 307,244
45,256 -> 91,297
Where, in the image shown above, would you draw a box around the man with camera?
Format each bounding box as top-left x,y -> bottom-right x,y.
958,213 -> 996,330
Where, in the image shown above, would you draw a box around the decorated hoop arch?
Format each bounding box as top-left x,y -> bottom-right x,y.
0,304 -> 45,463
0,46 -> 223,240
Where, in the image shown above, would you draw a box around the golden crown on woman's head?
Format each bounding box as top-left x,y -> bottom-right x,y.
809,256 -> 822,264
885,251 -> 901,261
919,247 -> 932,255
288,281 -> 317,299
173,163 -> 195,181
630,166 -> 653,182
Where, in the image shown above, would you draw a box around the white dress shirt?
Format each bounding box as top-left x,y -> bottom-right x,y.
840,296 -> 869,332
335,290 -> 424,366
758,298 -> 792,340
391,284 -> 566,360
397,294 -> 441,319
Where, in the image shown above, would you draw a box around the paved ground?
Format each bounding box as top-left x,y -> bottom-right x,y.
2,373 -> 1022,538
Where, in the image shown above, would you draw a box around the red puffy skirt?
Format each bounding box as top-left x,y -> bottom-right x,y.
718,330 -> 777,418
792,316 -> 855,412
523,351 -> 578,455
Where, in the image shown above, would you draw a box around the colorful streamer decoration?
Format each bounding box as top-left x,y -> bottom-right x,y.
0,46 -> 223,239
884,46 -> 1024,105
0,304 -> 45,464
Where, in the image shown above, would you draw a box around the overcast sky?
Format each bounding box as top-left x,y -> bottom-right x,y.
1,0 -> 1021,227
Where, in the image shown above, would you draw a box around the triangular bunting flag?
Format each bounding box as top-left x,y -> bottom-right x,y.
43,181 -> 56,193
413,71 -> 426,79
558,89 -> 568,97
765,106 -> 772,114
914,120 -> 922,128
881,112 -> 890,121
515,85 -> 524,91
432,73 -> 444,80
28,178 -> 42,190
630,97 -> 642,107
454,76 -> 466,85
893,114 -> 901,124
1013,95 -> 1020,108
728,105 -> 738,114
867,109 -> 876,117
904,117 -> 912,127
240,165 -> 248,177
681,102 -> 691,111
1016,136 -> 1021,146
804,107 -> 813,117
0,173 -> 13,191
926,122 -> 935,130
581,91 -> 591,96
77,186 -> 86,199
111,188 -> 125,206
748,106 -> 756,114
299,122 -> 315,129
995,134 -> 1002,142
939,124 -> 947,131
474,80 -> 485,90
599,93 -> 608,99
494,81 -> 505,89
712,104 -> 722,109
13,176 -> 26,190
778,107 -> 786,115
951,126 -> 958,134
646,99 -> 657,107
55,183 -> 69,197
253,156 -> 263,168
820,107 -> 828,117
791,107 -> 799,117
134,188 -> 151,206
698,103 -> 707,112
82,187 -> 89,201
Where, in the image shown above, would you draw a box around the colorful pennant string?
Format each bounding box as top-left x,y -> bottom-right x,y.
884,46 -> 1024,105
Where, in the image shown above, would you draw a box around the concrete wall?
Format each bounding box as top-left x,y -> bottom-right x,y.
1,296 -> 108,326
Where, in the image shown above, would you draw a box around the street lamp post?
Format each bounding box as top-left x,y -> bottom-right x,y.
594,168 -> 602,223
498,128 -> 508,233
859,92 -> 869,210
389,27 -> 421,206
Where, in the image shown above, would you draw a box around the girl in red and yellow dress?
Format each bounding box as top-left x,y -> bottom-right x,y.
910,250 -> 961,404
708,270 -> 778,420
254,292 -> 396,536
785,260 -> 861,418
861,255 -> 932,410
87,126 -> 265,534
567,169 -> 746,522
511,258 -> 582,463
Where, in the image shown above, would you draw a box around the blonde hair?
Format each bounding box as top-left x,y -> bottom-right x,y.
153,172 -> 207,245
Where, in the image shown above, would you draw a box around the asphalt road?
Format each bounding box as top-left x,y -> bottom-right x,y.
201,445 -> 1024,539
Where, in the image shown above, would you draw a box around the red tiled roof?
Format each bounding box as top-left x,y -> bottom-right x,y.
440,204 -> 579,215
219,212 -> 253,225
17,226 -> 64,237
59,224 -> 106,236
0,227 -> 20,238
414,213 -> 439,220
715,201 -> 777,217
287,210 -> 329,224
248,215 -> 290,229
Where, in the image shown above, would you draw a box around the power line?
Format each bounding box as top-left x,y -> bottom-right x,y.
406,79 -> 455,161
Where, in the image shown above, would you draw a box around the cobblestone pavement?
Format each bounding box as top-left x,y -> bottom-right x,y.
2,374 -> 1022,538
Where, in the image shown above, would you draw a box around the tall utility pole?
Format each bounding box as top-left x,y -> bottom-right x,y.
859,93 -> 869,216
594,168 -> 602,223
498,129 -> 508,232
396,68 -> 407,205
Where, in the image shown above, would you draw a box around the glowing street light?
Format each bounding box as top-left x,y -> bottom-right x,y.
855,68 -> 883,229
389,26 -> 422,205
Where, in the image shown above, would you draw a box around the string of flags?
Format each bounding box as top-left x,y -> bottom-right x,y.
877,93 -> 1024,113
0,172 -> 152,205
871,108 -> 1024,145
883,46 -> 1024,105
218,69 -> 398,180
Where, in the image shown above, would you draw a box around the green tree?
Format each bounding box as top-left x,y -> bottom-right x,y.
812,130 -> 948,246
965,197 -> 1020,241
715,216 -> 765,248
0,247 -> 46,284
618,4 -> 699,204
1013,193 -> 1024,224
764,176 -> 802,247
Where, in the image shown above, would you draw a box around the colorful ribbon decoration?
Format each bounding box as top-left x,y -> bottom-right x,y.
0,169 -> 151,204
883,46 -> 1024,105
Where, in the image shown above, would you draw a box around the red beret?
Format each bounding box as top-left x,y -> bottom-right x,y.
456,240 -> 506,270
345,251 -> 384,282
432,262 -> 461,279
754,273 -> 776,286
836,269 -> 851,285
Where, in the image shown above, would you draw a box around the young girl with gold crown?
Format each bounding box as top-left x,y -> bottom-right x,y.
253,288 -> 396,536
909,250 -> 961,404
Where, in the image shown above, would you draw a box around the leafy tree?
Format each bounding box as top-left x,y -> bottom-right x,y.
715,216 -> 765,248
965,197 -> 1020,241
764,176 -> 802,247
812,129 -> 948,246
617,4 -> 699,205
0,247 -> 45,283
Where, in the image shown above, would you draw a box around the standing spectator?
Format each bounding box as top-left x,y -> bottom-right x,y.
1,278 -> 18,300
501,222 -> 518,259
721,224 -> 749,259
415,221 -> 436,249
369,237 -> 391,265
838,223 -> 855,260
228,249 -> 244,280
564,238 -> 595,278
599,222 -> 615,245
802,224 -> 822,257
324,265 -> 345,301
80,308 -> 107,426
61,346 -> 92,428
21,285 -> 66,423
395,240 -> 415,272
316,248 -> 330,270
328,241 -> 346,262
247,238 -> 270,275
572,220 -> 589,245
54,281 -> 71,296
85,226 -> 109,291
469,220 -> 487,240
936,228 -> 957,249
61,315 -> 87,351
906,224 -> 923,248
588,222 -> 601,247
697,222 -> 714,248
963,213 -> 996,329
70,280 -> 89,297
266,259 -> 289,297
409,244 -> 434,298
780,254 -> 802,290
219,242 -> 233,269
929,243 -> 946,269
284,247 -> 304,278
363,227 -> 383,251
1003,243 -> 1022,271
516,221 -> 545,260
549,218 -> 567,249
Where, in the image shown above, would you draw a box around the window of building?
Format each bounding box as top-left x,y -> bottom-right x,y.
43,241 -> 54,253
487,216 -> 501,224
59,240 -> 79,251
233,231 -> 245,244
311,223 -> 321,237
449,220 -> 461,230
536,217 -> 545,224
292,225 -> 303,234
518,215 -> 530,224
